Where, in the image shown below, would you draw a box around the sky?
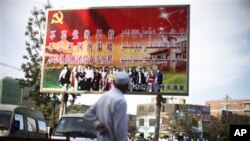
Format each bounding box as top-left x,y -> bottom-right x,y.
0,0 -> 249,115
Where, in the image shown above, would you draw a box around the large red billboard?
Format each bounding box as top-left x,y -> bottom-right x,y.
41,5 -> 190,95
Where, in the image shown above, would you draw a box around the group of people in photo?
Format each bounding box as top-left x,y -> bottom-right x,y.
58,64 -> 163,93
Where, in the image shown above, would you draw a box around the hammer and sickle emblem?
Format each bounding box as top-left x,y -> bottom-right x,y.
51,11 -> 64,24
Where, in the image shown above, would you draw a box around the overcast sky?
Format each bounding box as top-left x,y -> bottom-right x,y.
0,0 -> 249,114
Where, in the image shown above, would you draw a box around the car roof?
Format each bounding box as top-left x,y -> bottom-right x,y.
0,104 -> 45,120
0,104 -> 19,110
60,113 -> 84,118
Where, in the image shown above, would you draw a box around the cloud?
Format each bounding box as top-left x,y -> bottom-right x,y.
189,0 -> 250,95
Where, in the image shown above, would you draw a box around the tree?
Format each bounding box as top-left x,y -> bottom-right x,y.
22,3 -> 51,88
21,2 -> 57,126
21,2 -> 80,125
67,104 -> 89,114
203,116 -> 227,141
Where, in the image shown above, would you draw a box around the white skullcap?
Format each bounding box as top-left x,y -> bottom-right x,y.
115,71 -> 130,85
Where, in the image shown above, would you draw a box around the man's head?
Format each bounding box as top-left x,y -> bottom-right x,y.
139,133 -> 144,138
114,71 -> 130,93
64,64 -> 68,69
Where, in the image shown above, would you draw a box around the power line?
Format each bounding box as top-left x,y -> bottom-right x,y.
0,62 -> 21,71
0,54 -> 23,61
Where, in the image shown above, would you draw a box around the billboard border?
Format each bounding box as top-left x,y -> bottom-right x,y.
40,5 -> 190,96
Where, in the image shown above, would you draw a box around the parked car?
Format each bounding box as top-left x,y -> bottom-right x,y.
50,113 -> 97,141
0,104 -> 47,139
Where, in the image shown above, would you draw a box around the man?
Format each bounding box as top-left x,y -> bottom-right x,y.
155,69 -> 163,92
135,67 -> 146,91
58,64 -> 71,91
85,65 -> 94,91
84,71 -> 129,141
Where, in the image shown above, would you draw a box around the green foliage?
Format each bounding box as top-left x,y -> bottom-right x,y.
22,4 -> 51,88
203,116 -> 227,140
203,114 -> 249,140
20,2 -> 55,126
164,112 -> 248,140
229,114 -> 249,125
33,94 -> 60,126
67,105 -> 86,113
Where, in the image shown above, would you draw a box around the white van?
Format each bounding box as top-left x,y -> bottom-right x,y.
50,113 -> 97,141
0,104 -> 47,139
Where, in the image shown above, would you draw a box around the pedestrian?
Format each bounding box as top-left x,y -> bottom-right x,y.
136,133 -> 147,141
155,69 -> 163,92
84,71 -> 130,141
216,135 -> 222,141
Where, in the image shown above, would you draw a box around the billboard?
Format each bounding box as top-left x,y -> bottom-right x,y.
41,5 -> 190,95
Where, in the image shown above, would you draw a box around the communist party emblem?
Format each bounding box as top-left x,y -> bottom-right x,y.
51,11 -> 63,24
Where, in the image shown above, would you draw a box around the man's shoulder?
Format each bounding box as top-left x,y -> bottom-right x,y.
103,89 -> 125,102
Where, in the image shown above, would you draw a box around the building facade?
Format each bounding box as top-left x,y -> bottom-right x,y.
0,77 -> 33,106
205,99 -> 250,117
128,114 -> 137,138
136,98 -> 210,138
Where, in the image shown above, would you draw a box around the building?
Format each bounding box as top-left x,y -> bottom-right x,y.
136,97 -> 210,138
0,77 -> 33,106
145,34 -> 188,72
205,99 -> 250,117
137,103 -> 157,138
136,97 -> 186,137
161,103 -> 210,138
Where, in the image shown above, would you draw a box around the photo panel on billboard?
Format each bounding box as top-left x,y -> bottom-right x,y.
41,5 -> 190,95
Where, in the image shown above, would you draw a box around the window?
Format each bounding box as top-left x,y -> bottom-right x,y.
162,106 -> 165,112
244,103 -> 250,110
139,119 -> 144,126
0,110 -> 12,130
38,120 -> 47,134
149,106 -> 154,112
149,119 -> 155,126
221,103 -> 231,110
14,114 -> 24,130
27,117 -> 37,132
53,117 -> 96,136
129,116 -> 133,121
139,106 -> 144,112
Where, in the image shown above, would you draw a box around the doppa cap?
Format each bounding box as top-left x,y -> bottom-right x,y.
114,71 -> 130,85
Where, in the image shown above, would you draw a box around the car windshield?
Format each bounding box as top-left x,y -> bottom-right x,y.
53,117 -> 97,138
0,110 -> 12,130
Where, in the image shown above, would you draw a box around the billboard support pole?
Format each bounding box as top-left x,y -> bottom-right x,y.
59,92 -> 68,118
154,95 -> 163,141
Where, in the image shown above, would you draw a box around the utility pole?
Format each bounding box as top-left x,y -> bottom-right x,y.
154,95 -> 166,141
59,92 -> 68,118
223,94 -> 231,123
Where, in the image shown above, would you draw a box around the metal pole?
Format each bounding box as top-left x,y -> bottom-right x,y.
154,95 -> 162,141
200,115 -> 203,139
171,120 -> 174,141
249,112 -> 250,125
59,92 -> 68,117
224,94 -> 231,123
20,88 -> 24,106
53,101 -> 56,126
227,100 -> 229,123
